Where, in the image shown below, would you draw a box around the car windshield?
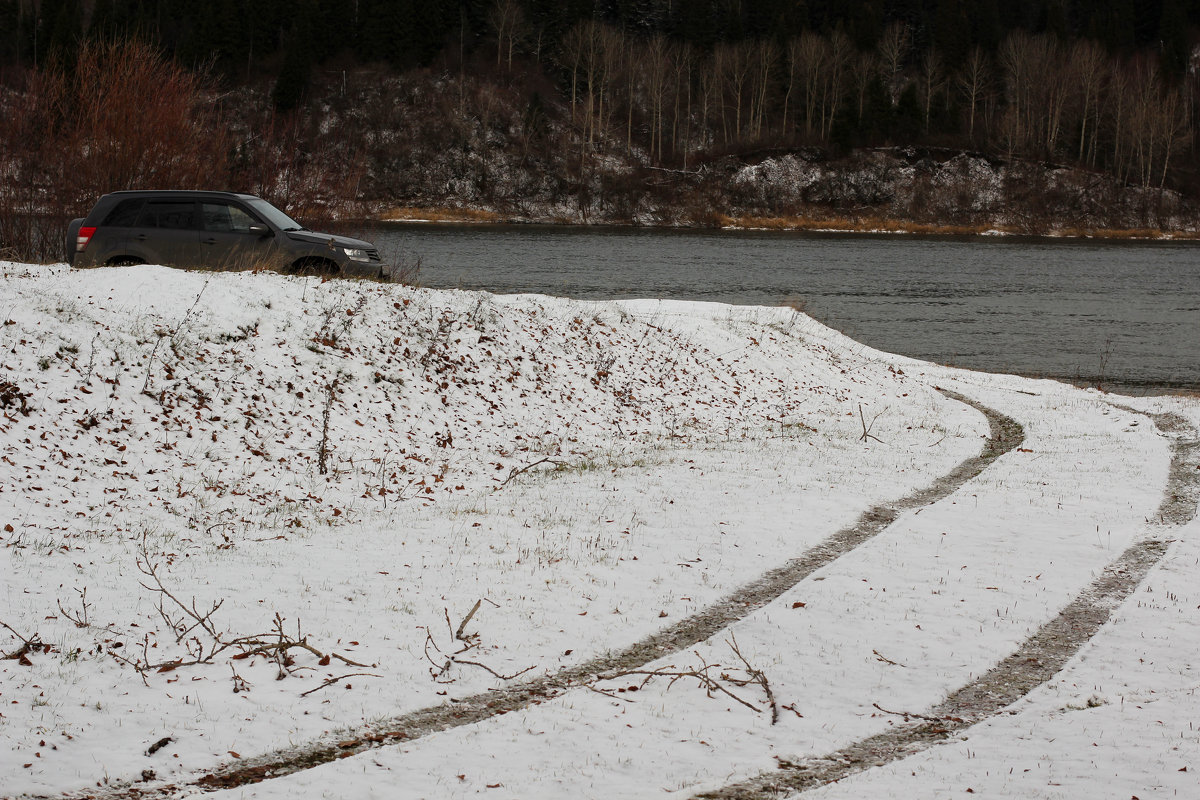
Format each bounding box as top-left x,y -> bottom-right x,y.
246,198 -> 306,231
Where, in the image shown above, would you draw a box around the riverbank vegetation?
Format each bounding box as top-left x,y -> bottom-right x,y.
3,1 -> 1200,260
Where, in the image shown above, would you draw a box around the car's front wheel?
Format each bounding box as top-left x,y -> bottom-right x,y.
286,257 -> 340,277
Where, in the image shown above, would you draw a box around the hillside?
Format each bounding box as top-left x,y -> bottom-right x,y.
5,3 -> 1200,260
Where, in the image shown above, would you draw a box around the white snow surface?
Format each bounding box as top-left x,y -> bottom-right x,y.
0,262 -> 1195,799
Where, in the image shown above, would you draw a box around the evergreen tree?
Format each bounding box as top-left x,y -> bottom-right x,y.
671,0 -> 720,50
39,0 -> 83,69
956,0 -> 1001,50
934,0 -> 971,68
1158,0 -> 1189,75
843,0 -> 882,50
889,82 -> 922,142
1088,0 -> 1136,50
0,0 -> 19,64
272,3 -> 316,111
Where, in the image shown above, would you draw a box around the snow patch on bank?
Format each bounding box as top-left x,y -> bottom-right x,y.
0,261 -> 1195,799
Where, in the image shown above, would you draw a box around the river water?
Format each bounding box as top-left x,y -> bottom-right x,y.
376,225 -> 1200,392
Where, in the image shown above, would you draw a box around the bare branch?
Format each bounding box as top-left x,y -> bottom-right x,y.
499,457 -> 561,487
453,659 -> 536,681
858,404 -> 886,444
300,672 -> 382,698
1,620 -> 42,661
455,599 -> 483,641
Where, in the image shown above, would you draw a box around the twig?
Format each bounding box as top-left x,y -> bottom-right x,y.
872,702 -> 960,723
82,332 -> 100,384
872,649 -> 905,667
422,627 -> 454,680
499,456 -> 561,487
171,281 -> 208,338
423,612 -> 533,682
300,672 -> 382,697
727,633 -> 778,725
584,682 -> 635,702
594,639 -> 782,721
233,637 -> 370,668
858,404 -> 886,444
57,586 -> 89,627
599,655 -> 764,715
230,663 -> 250,693
1,620 -> 42,660
455,599 -> 482,641
141,334 -> 165,395
123,535 -> 365,679
453,659 -> 536,680
318,377 -> 339,475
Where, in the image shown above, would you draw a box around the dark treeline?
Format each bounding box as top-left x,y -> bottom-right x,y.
2,0 -> 1200,259
3,1 -> 1197,74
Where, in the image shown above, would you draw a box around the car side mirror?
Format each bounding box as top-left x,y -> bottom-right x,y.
248,224 -> 271,237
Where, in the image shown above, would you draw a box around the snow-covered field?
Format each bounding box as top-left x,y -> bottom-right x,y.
1,262 -> 1196,800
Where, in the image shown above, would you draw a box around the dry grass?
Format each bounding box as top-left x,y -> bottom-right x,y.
717,214 -> 995,235
381,207 -> 506,223
375,206 -> 1200,240
717,214 -> 1200,240
1051,227 -> 1200,240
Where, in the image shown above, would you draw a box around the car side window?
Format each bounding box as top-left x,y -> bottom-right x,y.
137,201 -> 196,230
201,202 -> 259,233
103,199 -> 144,227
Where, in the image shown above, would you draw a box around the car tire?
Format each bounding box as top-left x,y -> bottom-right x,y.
107,256 -> 144,266
287,258 -> 339,277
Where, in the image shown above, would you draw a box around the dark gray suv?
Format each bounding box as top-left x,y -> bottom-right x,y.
66,190 -> 393,279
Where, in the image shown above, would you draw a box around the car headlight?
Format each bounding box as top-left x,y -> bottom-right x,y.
343,247 -> 369,262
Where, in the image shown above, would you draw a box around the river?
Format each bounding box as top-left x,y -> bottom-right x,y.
375,225 -> 1200,392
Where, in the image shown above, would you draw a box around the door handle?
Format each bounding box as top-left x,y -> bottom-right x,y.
202,238 -> 217,245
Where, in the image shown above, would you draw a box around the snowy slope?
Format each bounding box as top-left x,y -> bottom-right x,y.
0,262 -> 1195,799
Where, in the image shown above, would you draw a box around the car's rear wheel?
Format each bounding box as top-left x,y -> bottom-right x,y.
287,258 -> 339,277
107,256 -> 144,266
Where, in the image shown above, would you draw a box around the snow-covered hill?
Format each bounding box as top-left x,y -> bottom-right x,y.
1,262 -> 1196,799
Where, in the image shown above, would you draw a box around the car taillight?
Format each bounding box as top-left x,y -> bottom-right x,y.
76,227 -> 97,252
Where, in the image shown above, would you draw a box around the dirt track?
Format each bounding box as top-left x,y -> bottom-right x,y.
692,407 -> 1199,799
52,395 -> 1023,799
45,392 -> 1199,800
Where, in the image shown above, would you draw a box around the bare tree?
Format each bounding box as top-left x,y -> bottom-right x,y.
917,48 -> 946,132
748,39 -> 778,140
1154,86 -> 1191,191
1118,60 -> 1190,192
641,35 -> 673,161
713,40 -> 756,144
956,46 -> 993,145
788,31 -> 828,138
488,0 -> 527,70
669,42 -> 695,165
596,24 -> 627,148
999,31 -> 1065,157
698,50 -> 722,147
822,30 -> 852,140
559,20 -> 618,147
1106,61 -> 1131,181
849,50 -> 878,126
1068,39 -> 1107,166
559,21 -> 598,132
877,21 -> 910,107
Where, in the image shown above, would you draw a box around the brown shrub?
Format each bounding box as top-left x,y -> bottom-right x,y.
0,40 -> 230,261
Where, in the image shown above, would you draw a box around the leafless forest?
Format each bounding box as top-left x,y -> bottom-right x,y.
3,2 -> 1200,261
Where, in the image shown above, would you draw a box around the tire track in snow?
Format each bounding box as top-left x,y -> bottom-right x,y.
691,407 -> 1199,800
53,390 -> 1021,799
